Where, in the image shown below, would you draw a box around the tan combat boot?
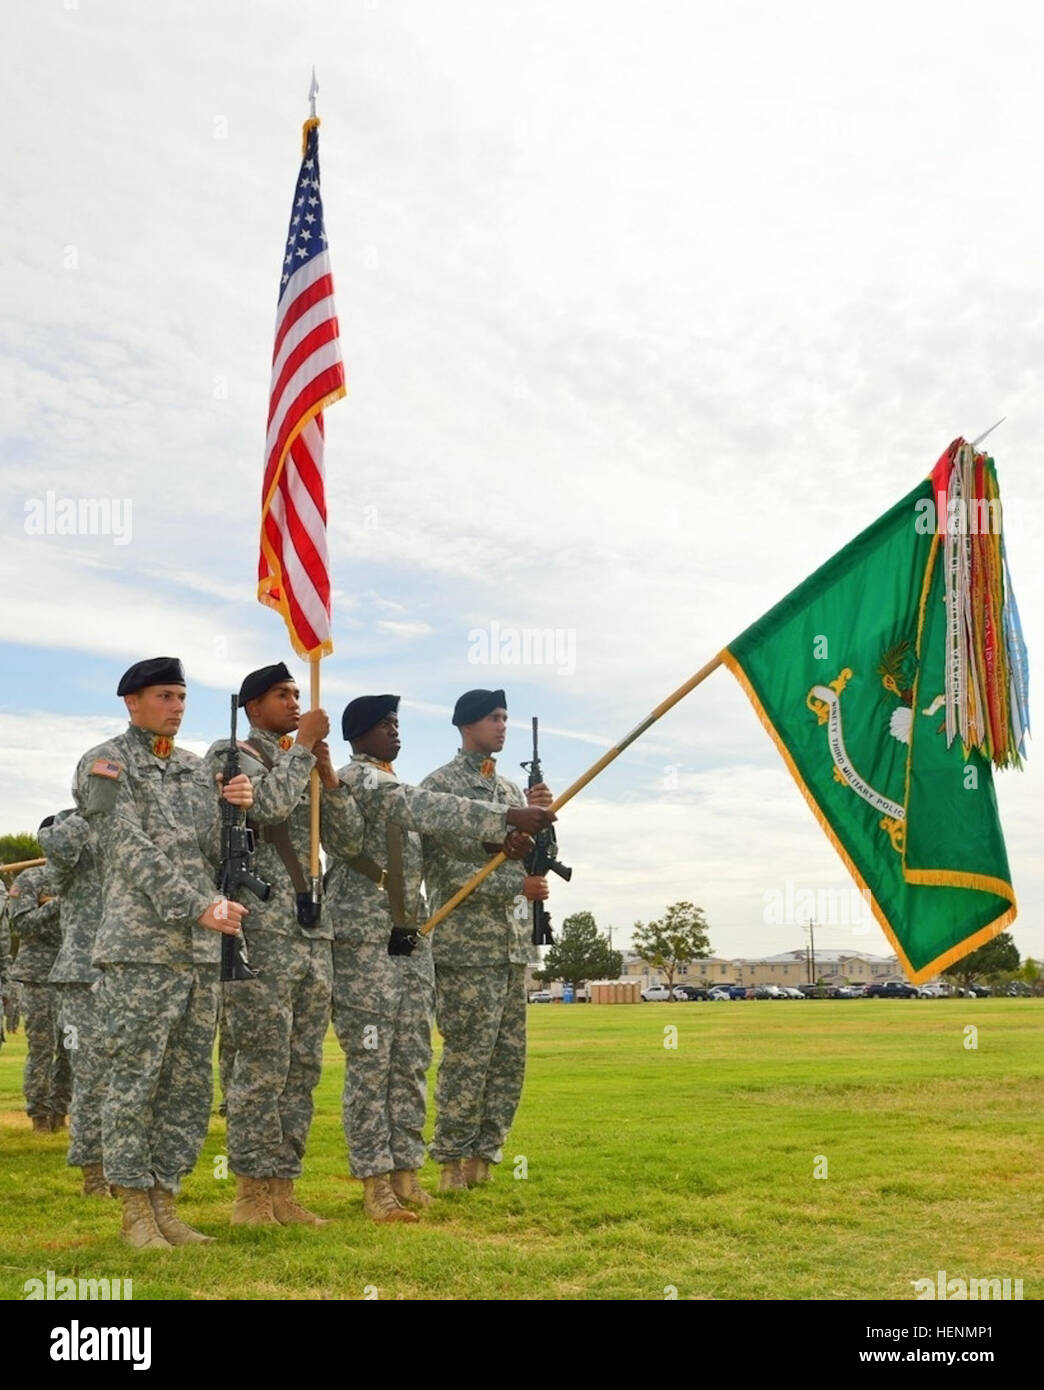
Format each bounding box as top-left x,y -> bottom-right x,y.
462,1157 -> 492,1185
390,1169 -> 433,1208
31,1116 -> 51,1133
113,1186 -> 171,1250
439,1159 -> 469,1192
269,1177 -> 330,1226
149,1186 -> 216,1245
230,1174 -> 279,1226
81,1163 -> 110,1197
362,1174 -> 418,1223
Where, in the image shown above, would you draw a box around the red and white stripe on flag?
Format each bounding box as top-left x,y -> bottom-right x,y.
259,120 -> 345,660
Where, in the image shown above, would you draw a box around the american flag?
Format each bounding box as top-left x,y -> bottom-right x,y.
258,117 -> 345,659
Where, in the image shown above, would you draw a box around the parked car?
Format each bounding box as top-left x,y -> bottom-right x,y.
781,987 -> 807,1000
966,984 -> 992,997
918,982 -> 949,997
641,985 -> 671,1002
672,985 -> 708,1001
1007,982 -> 1031,997
708,987 -> 731,1001
729,985 -> 752,999
865,981 -> 920,998
528,990 -> 553,1004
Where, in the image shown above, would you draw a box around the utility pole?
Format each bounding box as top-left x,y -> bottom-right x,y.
810,917 -> 817,983
805,917 -> 817,984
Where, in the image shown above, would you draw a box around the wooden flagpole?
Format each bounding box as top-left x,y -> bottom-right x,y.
0,858 -> 45,875
309,654 -> 321,908
418,653 -> 724,936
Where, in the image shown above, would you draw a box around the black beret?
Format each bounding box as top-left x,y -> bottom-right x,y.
238,662 -> 295,708
452,689 -> 507,727
117,657 -> 186,696
38,815 -> 56,831
342,694 -> 400,742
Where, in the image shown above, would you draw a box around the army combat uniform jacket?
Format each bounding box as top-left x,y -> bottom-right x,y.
83,727 -> 223,967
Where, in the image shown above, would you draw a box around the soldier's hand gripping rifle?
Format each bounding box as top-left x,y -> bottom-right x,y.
217,695 -> 271,982
521,717 -> 572,946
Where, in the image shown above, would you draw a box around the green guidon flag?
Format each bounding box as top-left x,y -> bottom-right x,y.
723,438 -> 1029,983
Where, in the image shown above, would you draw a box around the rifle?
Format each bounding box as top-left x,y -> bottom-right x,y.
520,717 -> 572,945
216,695 -> 271,981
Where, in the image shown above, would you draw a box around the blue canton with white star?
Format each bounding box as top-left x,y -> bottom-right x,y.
279,124 -> 330,303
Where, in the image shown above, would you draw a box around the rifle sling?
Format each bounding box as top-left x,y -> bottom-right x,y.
240,738 -> 311,897
259,823 -> 310,896
346,823 -> 414,930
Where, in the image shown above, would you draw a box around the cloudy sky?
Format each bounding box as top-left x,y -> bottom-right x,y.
2,0 -> 1040,967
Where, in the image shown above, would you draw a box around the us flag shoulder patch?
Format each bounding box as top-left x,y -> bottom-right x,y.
90,759 -> 122,780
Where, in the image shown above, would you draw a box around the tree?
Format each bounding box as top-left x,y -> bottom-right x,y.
536,912 -> 621,993
631,902 -> 711,995
943,932 -> 1019,993
1020,958 -> 1042,997
0,833 -> 43,884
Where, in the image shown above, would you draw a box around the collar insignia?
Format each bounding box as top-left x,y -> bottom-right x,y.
279,735 -> 294,752
374,760 -> 394,773
151,735 -> 174,759
480,757 -> 496,778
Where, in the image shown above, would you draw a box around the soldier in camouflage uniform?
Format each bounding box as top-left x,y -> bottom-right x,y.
0,884 -> 13,1045
323,694 -> 552,1222
38,807 -> 107,1195
83,656 -> 254,1250
421,690 -> 553,1189
202,662 -> 347,1228
3,912 -> 22,1030
1,879 -> 12,1047
8,857 -> 71,1132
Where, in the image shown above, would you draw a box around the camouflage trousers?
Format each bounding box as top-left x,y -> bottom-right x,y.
431,964 -> 527,1165
59,982 -> 106,1166
331,939 -> 434,1178
223,931 -> 332,1179
20,982 -> 72,1120
216,1003 -> 235,1114
100,963 -> 220,1192
4,980 -> 23,1032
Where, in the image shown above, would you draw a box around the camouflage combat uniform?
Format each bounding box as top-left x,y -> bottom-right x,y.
83,726 -> 225,1194
323,756 -> 510,1178
201,729 -> 343,1181
39,808 -> 105,1168
0,881 -> 11,1046
2,884 -> 21,1029
421,751 -> 530,1168
8,864 -> 72,1123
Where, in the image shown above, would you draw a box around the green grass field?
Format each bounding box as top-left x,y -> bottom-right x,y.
1,1000 -> 1042,1301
